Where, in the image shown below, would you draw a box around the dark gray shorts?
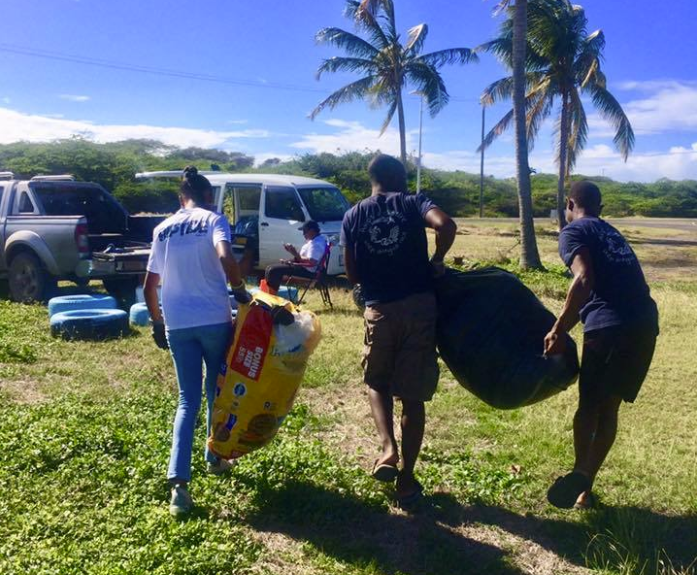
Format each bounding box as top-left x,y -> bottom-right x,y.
580,324 -> 657,406
362,292 -> 439,402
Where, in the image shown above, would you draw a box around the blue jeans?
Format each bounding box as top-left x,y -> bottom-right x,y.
166,322 -> 233,482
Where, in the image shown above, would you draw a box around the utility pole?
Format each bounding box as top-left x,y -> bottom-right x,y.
416,94 -> 424,193
479,104 -> 486,218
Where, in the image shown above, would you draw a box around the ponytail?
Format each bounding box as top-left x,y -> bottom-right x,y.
180,166 -> 212,204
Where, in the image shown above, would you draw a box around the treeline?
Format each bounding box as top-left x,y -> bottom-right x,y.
1,139 -> 696,217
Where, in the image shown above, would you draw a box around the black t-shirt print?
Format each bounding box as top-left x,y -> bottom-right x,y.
341,192 -> 437,305
558,217 -> 658,333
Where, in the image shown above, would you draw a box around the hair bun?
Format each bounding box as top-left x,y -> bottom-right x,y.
183,165 -> 198,180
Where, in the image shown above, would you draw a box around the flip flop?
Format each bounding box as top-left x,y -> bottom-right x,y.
371,460 -> 399,483
547,472 -> 592,509
396,480 -> 424,511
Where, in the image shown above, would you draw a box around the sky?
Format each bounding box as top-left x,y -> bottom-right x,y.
1,0 -> 696,182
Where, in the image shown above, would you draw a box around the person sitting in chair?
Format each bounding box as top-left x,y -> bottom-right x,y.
264,220 -> 328,294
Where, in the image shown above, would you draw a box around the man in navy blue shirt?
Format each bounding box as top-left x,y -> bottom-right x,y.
544,181 -> 659,509
341,154 -> 456,509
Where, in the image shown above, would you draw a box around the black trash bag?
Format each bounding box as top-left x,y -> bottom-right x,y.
435,267 -> 579,409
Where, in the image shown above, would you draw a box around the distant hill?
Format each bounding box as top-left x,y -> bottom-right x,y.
2,140 -> 695,217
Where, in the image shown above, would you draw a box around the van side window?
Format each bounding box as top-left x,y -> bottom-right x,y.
265,186 -> 305,221
0,186 -> 4,209
17,191 -> 36,214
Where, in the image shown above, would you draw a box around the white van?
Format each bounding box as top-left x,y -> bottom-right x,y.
135,172 -> 351,275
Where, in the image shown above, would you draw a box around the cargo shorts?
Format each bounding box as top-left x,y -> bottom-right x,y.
362,291 -> 439,402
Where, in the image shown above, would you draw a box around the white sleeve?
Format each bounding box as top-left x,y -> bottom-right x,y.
146,228 -> 163,274
212,214 -> 232,246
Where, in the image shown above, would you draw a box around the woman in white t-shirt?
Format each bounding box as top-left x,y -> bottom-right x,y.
143,166 -> 249,517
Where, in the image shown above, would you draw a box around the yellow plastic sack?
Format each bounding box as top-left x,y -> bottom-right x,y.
208,292 -> 321,459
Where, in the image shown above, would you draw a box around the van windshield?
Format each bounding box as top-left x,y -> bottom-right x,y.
297,187 -> 350,222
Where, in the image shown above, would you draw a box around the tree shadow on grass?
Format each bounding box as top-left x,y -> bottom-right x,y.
432,494 -> 697,574
245,481 -> 526,575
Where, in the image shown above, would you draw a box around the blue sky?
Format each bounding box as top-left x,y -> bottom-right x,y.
1,0 -> 696,182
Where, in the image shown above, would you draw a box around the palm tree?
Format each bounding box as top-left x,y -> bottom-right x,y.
479,0 -> 634,229
311,0 -> 477,167
493,0 -> 542,269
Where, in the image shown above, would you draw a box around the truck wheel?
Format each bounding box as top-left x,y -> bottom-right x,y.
8,252 -> 55,303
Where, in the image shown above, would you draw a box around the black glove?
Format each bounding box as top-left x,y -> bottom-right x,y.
152,321 -> 169,350
231,288 -> 252,305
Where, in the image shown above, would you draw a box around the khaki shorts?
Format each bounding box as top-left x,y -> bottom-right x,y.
362,292 -> 439,402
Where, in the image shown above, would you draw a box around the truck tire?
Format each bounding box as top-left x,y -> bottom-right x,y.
50,309 -> 129,341
48,294 -> 117,318
8,252 -> 56,303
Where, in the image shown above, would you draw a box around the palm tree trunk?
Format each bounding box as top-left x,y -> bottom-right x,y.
512,0 -> 542,269
396,90 -> 408,167
556,90 -> 570,230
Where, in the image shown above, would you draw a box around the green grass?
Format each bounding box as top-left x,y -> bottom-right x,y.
1,220 -> 695,574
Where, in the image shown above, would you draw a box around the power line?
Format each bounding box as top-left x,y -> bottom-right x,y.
0,43 -> 328,94
0,42 -> 484,103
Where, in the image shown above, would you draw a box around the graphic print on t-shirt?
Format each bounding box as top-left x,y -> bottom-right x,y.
597,226 -> 636,265
359,209 -> 408,256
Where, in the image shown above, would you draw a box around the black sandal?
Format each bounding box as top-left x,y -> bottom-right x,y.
396,480 -> 424,511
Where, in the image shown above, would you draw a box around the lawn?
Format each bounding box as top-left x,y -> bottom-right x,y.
0,219 -> 695,575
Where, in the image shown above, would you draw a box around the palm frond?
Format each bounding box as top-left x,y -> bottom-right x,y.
566,88 -> 588,172
316,57 -> 378,80
574,29 -> 605,88
355,0 -> 396,44
309,75 -> 376,119
480,72 -> 548,105
525,84 -> 554,150
405,24 -> 428,55
416,48 -> 478,68
590,85 -> 635,160
379,99 -> 398,135
315,27 -> 379,58
477,108 -> 515,152
405,61 -> 449,116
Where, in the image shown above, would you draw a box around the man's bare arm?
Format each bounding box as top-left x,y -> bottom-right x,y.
544,247 -> 595,354
344,246 -> 359,285
424,207 -> 457,262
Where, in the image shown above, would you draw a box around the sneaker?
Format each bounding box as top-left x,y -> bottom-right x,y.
206,458 -> 236,476
169,484 -> 193,517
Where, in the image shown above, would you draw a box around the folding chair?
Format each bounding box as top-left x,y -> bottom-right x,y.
286,243 -> 333,308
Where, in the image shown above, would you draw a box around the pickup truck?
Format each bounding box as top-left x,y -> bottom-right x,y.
0,173 -> 161,303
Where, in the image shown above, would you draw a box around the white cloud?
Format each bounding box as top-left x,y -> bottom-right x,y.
292,119 -> 417,156
58,94 -> 91,102
421,144 -> 697,182
0,107 -> 270,148
589,80 -> 697,136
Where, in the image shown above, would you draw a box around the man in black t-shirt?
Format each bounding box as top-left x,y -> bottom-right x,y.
341,154 -> 457,510
544,181 -> 659,509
